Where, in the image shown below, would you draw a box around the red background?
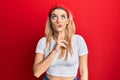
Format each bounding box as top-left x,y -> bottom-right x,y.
0,0 -> 120,80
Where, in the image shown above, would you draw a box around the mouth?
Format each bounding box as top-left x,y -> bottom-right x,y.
58,24 -> 63,28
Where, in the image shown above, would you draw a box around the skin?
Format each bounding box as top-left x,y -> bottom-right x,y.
33,9 -> 88,80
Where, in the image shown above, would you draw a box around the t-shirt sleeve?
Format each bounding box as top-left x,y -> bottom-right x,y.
35,37 -> 46,54
77,35 -> 88,56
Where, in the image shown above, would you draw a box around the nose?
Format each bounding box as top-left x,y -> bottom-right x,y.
57,17 -> 62,23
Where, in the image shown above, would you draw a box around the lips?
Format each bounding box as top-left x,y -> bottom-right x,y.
58,24 -> 62,27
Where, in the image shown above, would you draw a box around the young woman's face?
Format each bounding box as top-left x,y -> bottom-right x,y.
50,9 -> 69,32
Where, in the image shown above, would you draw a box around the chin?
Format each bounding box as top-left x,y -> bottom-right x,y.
56,28 -> 64,32
57,29 -> 64,32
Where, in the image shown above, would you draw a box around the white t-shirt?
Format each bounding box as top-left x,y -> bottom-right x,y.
35,34 -> 88,77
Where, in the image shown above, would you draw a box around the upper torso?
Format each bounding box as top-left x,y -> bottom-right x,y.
35,34 -> 88,79
44,34 -> 80,77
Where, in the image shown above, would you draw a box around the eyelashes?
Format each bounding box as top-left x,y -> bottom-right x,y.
51,14 -> 67,20
51,15 -> 57,19
61,15 -> 66,19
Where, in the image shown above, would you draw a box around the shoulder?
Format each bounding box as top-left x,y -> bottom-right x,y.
38,36 -> 46,41
72,34 -> 84,40
37,36 -> 47,44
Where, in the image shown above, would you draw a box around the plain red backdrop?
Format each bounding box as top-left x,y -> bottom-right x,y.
0,0 -> 120,80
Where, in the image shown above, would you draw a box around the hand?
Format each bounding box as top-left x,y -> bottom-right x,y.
53,33 -> 68,52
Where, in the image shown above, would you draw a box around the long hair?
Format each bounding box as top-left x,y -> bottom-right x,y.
45,6 -> 76,60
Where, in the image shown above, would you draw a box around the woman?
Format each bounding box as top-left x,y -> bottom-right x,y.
33,4 -> 88,80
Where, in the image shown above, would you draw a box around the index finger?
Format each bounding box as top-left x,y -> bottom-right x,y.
58,32 -> 60,40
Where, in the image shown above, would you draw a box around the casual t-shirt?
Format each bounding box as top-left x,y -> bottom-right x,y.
35,34 -> 88,77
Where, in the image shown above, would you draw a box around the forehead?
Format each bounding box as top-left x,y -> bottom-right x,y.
51,9 -> 67,15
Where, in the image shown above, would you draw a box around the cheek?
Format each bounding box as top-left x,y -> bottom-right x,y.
51,22 -> 57,28
51,22 -> 57,29
51,19 -> 57,25
63,20 -> 68,25
64,19 -> 68,23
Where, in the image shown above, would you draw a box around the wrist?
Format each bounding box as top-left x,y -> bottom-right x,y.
52,49 -> 57,53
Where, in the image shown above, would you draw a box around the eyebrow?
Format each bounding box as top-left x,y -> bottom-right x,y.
51,14 -> 56,16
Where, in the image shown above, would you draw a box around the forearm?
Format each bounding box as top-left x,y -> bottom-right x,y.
79,54 -> 88,80
80,70 -> 88,80
80,74 -> 88,80
33,50 -> 56,78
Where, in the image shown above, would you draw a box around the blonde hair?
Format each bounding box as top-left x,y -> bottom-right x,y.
45,8 -> 76,60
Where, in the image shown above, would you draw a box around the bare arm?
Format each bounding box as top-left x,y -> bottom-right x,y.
33,50 -> 57,78
79,54 -> 88,80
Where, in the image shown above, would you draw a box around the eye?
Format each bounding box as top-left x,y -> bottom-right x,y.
61,15 -> 66,19
51,15 -> 57,20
